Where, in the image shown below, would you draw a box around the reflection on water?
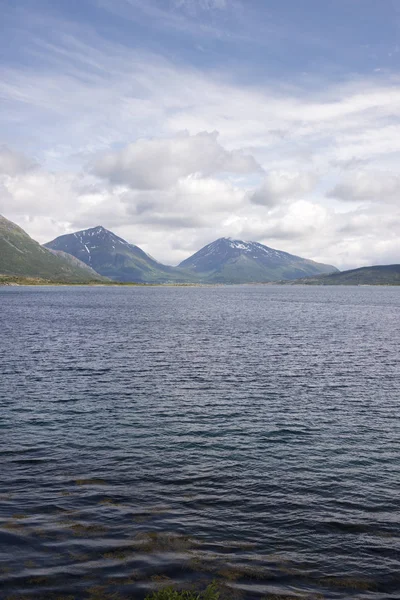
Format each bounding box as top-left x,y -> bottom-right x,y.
1,285 -> 400,599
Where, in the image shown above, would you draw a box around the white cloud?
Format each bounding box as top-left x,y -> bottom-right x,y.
1,171 -> 80,216
251,171 -> 316,206
123,175 -> 246,226
3,32 -> 400,175
89,131 -> 261,189
328,170 -> 400,202
2,156 -> 399,270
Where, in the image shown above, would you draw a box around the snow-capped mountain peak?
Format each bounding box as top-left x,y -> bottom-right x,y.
178,236 -> 338,282
44,226 -> 184,283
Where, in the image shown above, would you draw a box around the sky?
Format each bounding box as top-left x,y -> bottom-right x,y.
1,0 -> 400,269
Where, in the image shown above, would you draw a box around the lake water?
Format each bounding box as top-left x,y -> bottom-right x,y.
1,285 -> 399,600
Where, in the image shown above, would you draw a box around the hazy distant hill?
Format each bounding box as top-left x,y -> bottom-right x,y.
0,215 -> 105,283
289,264 -> 400,285
44,226 -> 196,283
179,237 -> 338,283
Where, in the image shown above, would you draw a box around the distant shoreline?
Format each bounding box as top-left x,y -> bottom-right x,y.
1,277 -> 399,288
0,277 -> 213,287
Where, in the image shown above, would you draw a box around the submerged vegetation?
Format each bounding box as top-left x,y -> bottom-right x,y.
0,513 -> 384,599
0,466 -> 390,600
146,583 -> 220,600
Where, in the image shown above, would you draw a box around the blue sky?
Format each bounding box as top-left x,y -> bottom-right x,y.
1,0 -> 400,267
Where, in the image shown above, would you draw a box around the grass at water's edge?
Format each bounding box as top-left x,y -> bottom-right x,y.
1,274 -> 400,287
0,275 -> 179,286
0,275 -> 108,286
0,275 -> 213,286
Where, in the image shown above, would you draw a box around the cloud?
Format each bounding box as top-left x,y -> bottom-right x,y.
217,200 -> 330,245
1,170 -> 83,217
250,171 -> 316,206
327,170 -> 400,202
71,175 -> 247,234
263,200 -> 329,239
2,153 -> 400,271
89,131 -> 261,189
3,28 -> 400,176
0,146 -> 38,176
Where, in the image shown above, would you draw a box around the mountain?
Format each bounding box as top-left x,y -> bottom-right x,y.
178,237 -> 338,283
44,226 -> 195,283
288,264 -> 400,285
0,215 -> 106,283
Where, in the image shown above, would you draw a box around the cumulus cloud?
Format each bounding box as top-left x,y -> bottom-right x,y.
327,170 -> 400,202
2,139 -> 400,271
89,131 -> 261,189
263,200 -> 328,239
122,175 -> 246,227
2,171 -> 81,216
250,171 -> 316,206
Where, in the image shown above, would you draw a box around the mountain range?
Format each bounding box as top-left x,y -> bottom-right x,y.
1,214 -> 399,285
44,226 -> 338,283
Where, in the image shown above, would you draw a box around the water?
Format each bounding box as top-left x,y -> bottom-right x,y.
0,285 -> 399,600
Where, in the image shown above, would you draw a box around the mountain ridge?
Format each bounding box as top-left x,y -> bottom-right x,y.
285,264 -> 400,286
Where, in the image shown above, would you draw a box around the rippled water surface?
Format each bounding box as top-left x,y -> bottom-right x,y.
1,285 -> 400,600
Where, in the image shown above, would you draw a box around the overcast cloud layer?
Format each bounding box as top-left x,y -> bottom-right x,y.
1,0 -> 400,269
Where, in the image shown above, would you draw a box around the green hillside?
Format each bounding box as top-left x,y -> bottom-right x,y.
290,264 -> 400,285
0,215 -> 106,283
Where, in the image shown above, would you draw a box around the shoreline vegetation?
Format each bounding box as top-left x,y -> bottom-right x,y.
1,275 -> 399,287
146,584 -> 220,600
0,275 -> 210,287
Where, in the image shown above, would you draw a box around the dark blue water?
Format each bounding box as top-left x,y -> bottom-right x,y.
1,285 -> 399,600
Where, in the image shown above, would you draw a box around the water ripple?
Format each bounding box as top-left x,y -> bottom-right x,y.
1,285 -> 399,599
